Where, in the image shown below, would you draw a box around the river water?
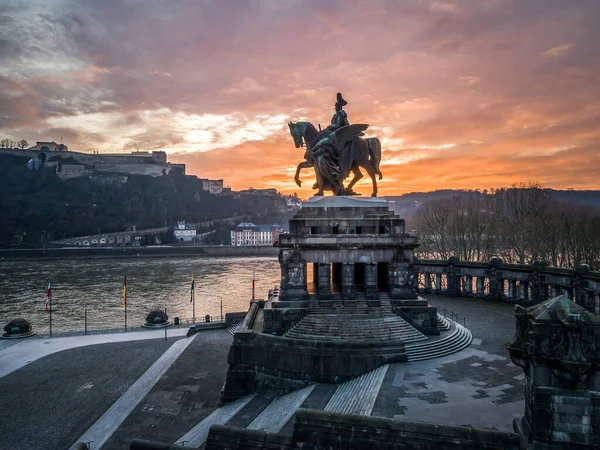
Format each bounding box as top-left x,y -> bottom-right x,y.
0,256 -> 280,334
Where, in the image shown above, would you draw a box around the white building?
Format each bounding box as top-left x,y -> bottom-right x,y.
230,222 -> 286,246
199,178 -> 224,194
174,221 -> 197,242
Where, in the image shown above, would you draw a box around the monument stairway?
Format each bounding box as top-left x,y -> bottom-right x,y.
404,321 -> 472,361
437,313 -> 451,331
323,364 -> 389,416
246,385 -> 316,433
284,309 -> 427,343
174,364 -> 394,447
227,321 -> 244,335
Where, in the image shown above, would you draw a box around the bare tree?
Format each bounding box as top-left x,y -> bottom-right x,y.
17,140 -> 28,149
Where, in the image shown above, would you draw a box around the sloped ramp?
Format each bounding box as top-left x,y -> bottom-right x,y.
324,364 -> 389,416
246,384 -> 316,433
174,394 -> 256,447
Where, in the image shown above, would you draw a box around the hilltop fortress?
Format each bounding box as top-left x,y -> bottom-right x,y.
1,141 -> 188,180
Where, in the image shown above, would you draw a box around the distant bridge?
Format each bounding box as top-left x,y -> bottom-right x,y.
50,227 -> 170,247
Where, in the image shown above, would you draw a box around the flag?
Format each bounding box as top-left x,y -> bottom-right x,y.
190,274 -> 195,303
45,280 -> 51,311
123,276 -> 127,308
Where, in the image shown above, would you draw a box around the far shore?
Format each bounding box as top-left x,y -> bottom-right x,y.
0,245 -> 279,261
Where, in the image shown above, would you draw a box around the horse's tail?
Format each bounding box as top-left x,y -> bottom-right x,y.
367,138 -> 383,180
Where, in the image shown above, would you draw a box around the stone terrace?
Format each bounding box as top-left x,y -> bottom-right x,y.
0,295 -> 523,450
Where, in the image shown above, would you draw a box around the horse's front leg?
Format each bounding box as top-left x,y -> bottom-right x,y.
294,161 -> 311,187
346,165 -> 363,190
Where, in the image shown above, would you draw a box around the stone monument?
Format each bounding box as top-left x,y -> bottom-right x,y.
507,295 -> 600,448
220,95 -> 443,403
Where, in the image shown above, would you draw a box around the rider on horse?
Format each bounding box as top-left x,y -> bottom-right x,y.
326,93 -> 350,132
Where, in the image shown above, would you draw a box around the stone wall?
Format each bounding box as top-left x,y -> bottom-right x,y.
225,312 -> 248,326
262,308 -> 307,335
221,330 -> 407,402
204,408 -> 520,450
414,258 -> 600,314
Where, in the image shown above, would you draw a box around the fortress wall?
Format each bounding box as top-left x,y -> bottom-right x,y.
94,163 -> 170,176
0,148 -> 160,166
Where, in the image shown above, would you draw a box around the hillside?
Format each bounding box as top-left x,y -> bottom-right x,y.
0,154 -> 291,247
384,189 -> 600,218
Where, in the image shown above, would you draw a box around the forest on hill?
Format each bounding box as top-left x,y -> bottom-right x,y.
0,154 -> 290,248
409,184 -> 600,270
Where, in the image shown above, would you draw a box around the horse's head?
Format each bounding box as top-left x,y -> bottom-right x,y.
288,121 -> 307,148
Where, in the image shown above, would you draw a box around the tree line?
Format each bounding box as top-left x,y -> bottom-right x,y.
411,183 -> 600,270
0,139 -> 28,149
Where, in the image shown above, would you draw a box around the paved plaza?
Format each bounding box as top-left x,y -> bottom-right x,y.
0,296 -> 523,450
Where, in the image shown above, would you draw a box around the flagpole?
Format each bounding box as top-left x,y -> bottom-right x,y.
124,276 -> 127,332
252,269 -> 255,300
49,285 -> 52,338
191,275 -> 196,325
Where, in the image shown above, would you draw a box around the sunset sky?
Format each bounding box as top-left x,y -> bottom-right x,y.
1,0 -> 599,196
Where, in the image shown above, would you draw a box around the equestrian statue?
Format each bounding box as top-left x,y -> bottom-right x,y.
288,93 -> 383,197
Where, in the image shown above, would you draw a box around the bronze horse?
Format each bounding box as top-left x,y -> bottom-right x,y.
288,121 -> 382,197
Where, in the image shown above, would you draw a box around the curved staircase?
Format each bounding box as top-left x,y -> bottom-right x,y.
405,320 -> 472,361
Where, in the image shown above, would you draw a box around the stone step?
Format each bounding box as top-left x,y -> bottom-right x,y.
307,309 -> 394,316
286,328 -> 425,338
174,394 -> 256,447
324,365 -> 389,416
288,323 -> 419,331
285,313 -> 428,343
246,385 -> 316,433
437,314 -> 451,331
227,321 -> 244,336
286,325 -> 426,336
405,322 -> 472,361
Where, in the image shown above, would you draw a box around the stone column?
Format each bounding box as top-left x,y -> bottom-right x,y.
476,277 -> 484,296
424,273 -> 432,292
434,273 -> 442,293
488,275 -> 498,299
465,275 -> 473,295
550,285 -> 557,298
497,278 -> 505,299
521,281 -> 530,302
341,263 -> 356,302
595,292 -> 600,315
509,280 -> 517,302
446,266 -> 459,296
317,263 -> 332,301
364,263 -> 379,302
508,300 -> 600,449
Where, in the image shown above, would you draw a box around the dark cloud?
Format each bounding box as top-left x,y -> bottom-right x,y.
0,0 -> 599,193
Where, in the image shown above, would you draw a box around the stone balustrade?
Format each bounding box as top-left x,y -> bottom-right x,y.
414,257 -> 600,314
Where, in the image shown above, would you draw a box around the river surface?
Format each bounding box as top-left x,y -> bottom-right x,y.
0,256 -> 280,334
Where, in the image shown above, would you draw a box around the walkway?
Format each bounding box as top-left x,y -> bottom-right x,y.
0,327 -> 193,379
70,334 -> 197,449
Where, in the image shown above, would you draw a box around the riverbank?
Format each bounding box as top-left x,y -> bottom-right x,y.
0,245 -> 279,261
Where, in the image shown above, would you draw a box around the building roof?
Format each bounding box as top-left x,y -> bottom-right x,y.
234,222 -> 284,232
